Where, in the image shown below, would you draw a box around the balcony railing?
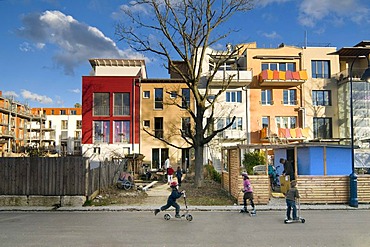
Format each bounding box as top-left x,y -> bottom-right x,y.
209,69 -> 252,88
259,69 -> 307,87
260,127 -> 309,142
333,68 -> 368,83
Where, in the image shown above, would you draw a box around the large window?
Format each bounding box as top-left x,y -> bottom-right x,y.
94,121 -> 110,143
276,116 -> 297,129
313,117 -> 332,139
154,88 -> 163,109
114,93 -> 130,116
94,93 -> 110,116
283,89 -> 297,105
114,121 -> 130,143
261,62 -> 296,71
154,117 -> 163,138
182,88 -> 190,108
76,120 -> 82,129
311,60 -> 330,78
262,117 -> 269,129
312,90 -> 331,106
261,89 -> 272,105
226,91 -> 242,103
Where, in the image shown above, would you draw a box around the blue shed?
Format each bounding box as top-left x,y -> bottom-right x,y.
274,144 -> 352,176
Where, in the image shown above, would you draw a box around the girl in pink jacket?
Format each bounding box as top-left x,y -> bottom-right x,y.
240,172 -> 255,213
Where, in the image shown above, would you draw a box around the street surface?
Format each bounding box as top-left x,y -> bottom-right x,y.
1,210 -> 369,247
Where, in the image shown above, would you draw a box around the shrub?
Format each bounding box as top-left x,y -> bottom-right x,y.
242,151 -> 266,175
204,164 -> 221,183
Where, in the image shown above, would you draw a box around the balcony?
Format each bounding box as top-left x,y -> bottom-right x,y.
333,68 -> 368,84
216,129 -> 247,140
209,69 -> 252,88
260,127 -> 309,143
259,69 -> 307,87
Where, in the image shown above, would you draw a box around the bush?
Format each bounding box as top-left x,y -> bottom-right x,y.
242,151 -> 266,175
204,164 -> 221,183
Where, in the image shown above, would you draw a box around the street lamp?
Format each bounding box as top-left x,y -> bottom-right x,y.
349,56 -> 370,208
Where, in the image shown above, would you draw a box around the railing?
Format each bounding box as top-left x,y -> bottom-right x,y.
260,127 -> 309,140
114,106 -> 130,116
211,69 -> 252,82
333,68 -> 368,82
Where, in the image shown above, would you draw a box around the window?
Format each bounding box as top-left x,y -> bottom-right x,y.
262,62 -> 296,71
226,91 -> 242,103
143,120 -> 150,128
261,89 -> 272,105
182,117 -> 191,136
114,93 -> 130,116
154,88 -> 163,109
74,141 -> 81,154
61,120 -> 68,130
283,89 -> 297,105
276,116 -> 297,129
61,131 -> 68,140
76,120 -> 82,129
94,93 -> 110,116
94,121 -> 110,143
216,118 -> 225,137
70,110 -> 77,115
143,91 -> 150,98
114,121 -> 130,143
170,91 -> 177,98
313,117 -> 332,139
60,110 -> 66,115
262,117 -> 269,129
226,117 -> 242,130
51,110 -> 54,115
312,60 -> 330,78
74,131 -> 81,139
312,90 -> 331,106
154,117 -> 163,138
182,88 -> 190,108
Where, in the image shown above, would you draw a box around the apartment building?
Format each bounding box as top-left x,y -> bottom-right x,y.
81,59 -> 145,163
0,91 -> 44,156
139,79 -> 194,170
30,107 -> 82,156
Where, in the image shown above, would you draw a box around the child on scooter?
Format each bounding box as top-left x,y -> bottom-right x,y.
154,181 -> 184,218
285,180 -> 300,220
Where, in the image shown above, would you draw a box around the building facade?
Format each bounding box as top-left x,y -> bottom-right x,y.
81,59 -> 145,165
30,107 -> 82,156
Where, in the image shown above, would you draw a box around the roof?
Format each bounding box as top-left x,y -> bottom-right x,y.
328,47 -> 370,57
89,59 -> 146,67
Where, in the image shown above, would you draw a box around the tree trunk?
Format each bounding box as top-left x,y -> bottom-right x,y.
194,144 -> 204,187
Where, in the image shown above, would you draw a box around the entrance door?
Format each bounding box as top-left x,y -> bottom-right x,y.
181,148 -> 190,171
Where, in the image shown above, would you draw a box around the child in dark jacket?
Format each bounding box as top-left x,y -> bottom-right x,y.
175,166 -> 183,186
285,180 -> 300,220
154,181 -> 184,218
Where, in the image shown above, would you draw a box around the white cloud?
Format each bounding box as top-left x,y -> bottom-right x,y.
3,91 -> 19,99
19,42 -> 33,52
21,90 -> 53,104
69,88 -> 81,93
298,0 -> 370,27
17,10 -> 147,75
260,31 -> 281,39
257,0 -> 292,7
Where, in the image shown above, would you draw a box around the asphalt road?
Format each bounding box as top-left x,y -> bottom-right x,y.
1,210 -> 369,247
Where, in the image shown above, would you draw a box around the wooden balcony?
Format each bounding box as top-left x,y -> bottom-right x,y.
259,69 -> 307,87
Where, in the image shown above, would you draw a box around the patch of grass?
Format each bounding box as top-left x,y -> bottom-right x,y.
83,186 -> 148,206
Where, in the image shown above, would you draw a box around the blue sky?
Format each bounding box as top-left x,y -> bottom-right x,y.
0,0 -> 369,108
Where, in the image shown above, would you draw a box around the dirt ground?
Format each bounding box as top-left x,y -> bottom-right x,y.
85,175 -> 236,207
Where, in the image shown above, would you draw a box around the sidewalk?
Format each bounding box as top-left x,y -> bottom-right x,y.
1,182 -> 370,212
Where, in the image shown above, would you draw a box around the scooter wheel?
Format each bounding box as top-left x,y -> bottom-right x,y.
186,214 -> 193,221
284,219 -> 288,224
301,218 -> 305,223
164,214 -> 171,221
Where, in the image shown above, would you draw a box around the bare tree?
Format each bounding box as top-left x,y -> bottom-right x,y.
116,0 -> 254,187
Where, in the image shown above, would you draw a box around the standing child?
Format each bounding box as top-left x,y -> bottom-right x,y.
240,172 -> 255,214
175,166 -> 183,186
154,181 -> 184,218
167,165 -> 174,184
285,180 -> 300,220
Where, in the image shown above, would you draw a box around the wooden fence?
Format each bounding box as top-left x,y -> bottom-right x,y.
0,157 -> 123,198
